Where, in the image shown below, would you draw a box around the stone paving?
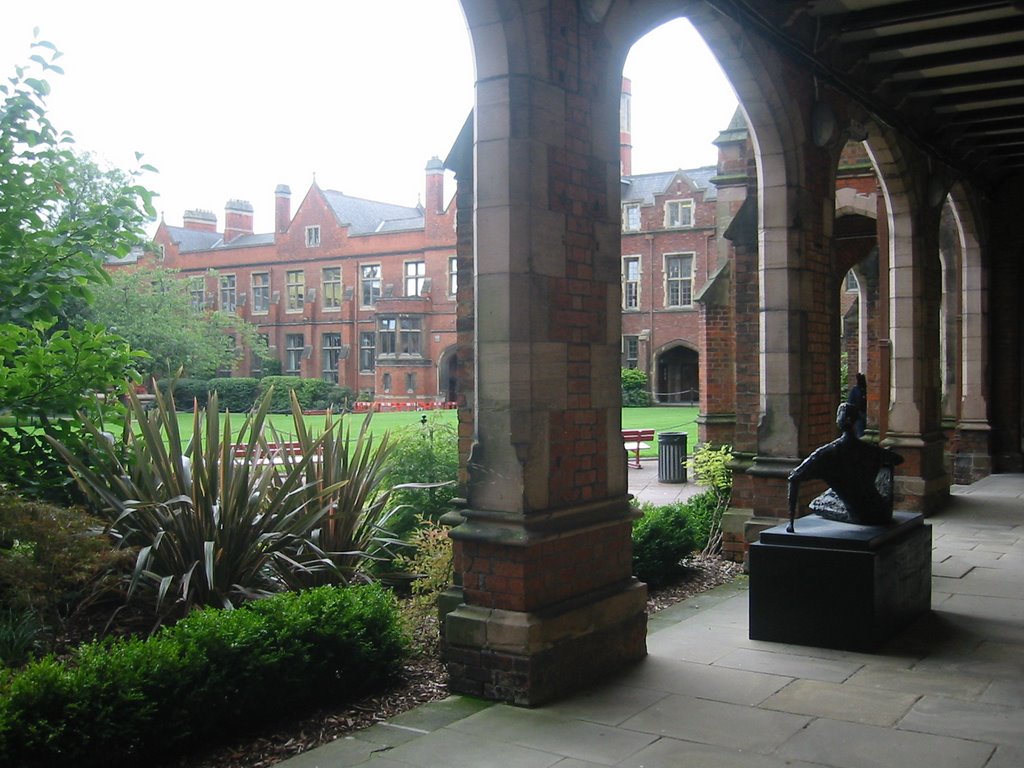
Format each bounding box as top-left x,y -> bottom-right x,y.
280,472 -> 1024,768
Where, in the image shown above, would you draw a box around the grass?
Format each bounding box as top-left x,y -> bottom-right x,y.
621,406 -> 699,457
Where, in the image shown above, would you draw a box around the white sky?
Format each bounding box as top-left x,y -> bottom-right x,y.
1,2 -> 737,235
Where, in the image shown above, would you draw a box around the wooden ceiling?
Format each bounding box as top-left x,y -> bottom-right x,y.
706,0 -> 1024,187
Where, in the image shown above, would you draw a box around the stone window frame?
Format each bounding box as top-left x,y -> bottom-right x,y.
664,198 -> 694,229
622,255 -> 641,311
285,269 -> 305,313
304,225 -> 321,248
664,252 -> 695,308
284,333 -> 304,375
250,272 -> 271,314
622,202 -> 641,232
219,273 -> 237,314
360,263 -> 382,307
404,259 -> 426,297
188,275 -> 206,311
623,335 -> 639,369
321,332 -> 342,383
359,331 -> 376,373
322,266 -> 342,311
448,255 -> 458,296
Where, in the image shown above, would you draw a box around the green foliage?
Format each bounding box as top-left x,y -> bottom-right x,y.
0,608 -> 46,668
621,368 -> 651,407
0,584 -> 407,767
0,488 -> 122,628
392,516 -> 453,620
79,267 -> 267,380
687,443 -> 733,555
46,387 -> 342,619
632,501 -> 697,587
383,413 -> 459,540
163,377 -> 209,410
258,376 -> 336,412
275,400 -> 403,586
0,39 -> 155,327
207,377 -> 259,413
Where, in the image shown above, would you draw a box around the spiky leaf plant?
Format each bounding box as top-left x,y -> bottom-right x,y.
47,387 -> 341,620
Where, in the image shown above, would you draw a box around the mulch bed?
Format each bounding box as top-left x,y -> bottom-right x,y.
166,554 -> 742,768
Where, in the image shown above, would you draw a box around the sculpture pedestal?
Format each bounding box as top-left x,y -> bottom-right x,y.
748,511 -> 931,651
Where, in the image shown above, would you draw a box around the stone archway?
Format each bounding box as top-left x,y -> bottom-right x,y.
655,343 -> 699,404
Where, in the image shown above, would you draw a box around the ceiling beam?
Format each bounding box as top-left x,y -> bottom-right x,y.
836,1 -> 1013,34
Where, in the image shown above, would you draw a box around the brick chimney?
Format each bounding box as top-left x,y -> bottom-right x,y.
620,77 -> 632,177
425,156 -> 445,214
182,209 -> 217,232
224,199 -> 254,243
274,184 -> 291,234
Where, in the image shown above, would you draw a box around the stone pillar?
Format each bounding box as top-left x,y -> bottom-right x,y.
446,1 -> 646,706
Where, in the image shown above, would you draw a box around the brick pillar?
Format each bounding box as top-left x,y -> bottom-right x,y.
446,2 -> 646,705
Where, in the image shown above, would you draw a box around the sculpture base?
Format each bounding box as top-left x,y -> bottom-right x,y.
749,511 -> 931,652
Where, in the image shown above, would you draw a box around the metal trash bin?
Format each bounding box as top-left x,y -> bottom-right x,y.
657,432 -> 688,484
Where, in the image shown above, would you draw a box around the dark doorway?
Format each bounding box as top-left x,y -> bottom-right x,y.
657,346 -> 699,404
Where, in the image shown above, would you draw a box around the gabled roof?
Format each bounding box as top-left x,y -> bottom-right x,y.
321,190 -> 424,236
165,226 -> 224,253
621,165 -> 718,205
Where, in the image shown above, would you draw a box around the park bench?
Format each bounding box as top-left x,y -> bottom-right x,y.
230,441 -> 307,466
621,429 -> 655,469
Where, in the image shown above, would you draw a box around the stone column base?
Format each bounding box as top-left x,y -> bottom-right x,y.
952,421 -> 992,484
444,580 -> 648,706
884,432 -> 949,514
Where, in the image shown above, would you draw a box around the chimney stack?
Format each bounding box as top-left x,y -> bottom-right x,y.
182,209 -> 217,232
224,199 -> 254,243
275,184 -> 291,234
620,77 -> 633,177
425,156 -> 445,214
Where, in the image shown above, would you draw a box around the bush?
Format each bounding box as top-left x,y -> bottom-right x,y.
621,368 -> 651,407
631,501 -> 697,587
0,489 -> 122,629
207,377 -> 259,412
166,378 -> 208,410
687,443 -> 733,555
0,421 -> 95,505
0,584 -> 407,768
257,376 -> 337,412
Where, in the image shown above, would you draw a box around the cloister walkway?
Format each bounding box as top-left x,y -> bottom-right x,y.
281,473 -> 1024,768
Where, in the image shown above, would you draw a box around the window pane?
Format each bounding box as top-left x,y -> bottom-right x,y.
251,272 -> 270,313
286,270 -> 305,312
322,267 -> 341,310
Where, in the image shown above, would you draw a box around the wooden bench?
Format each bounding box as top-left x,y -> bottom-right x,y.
231,441 -> 305,464
621,429 -> 655,469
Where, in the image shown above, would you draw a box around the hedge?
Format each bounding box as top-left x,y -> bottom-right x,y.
207,377 -> 259,412
161,377 -> 209,411
257,376 -> 351,412
0,584 -> 407,767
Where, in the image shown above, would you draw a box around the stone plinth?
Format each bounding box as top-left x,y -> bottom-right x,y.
748,511 -> 931,651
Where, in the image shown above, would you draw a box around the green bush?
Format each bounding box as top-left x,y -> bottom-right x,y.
0,489 -> 122,628
621,368 -> 651,407
0,421 -> 97,505
257,376 -> 337,412
631,501 -> 697,587
166,378 -> 209,410
0,584 -> 407,767
207,377 -> 259,412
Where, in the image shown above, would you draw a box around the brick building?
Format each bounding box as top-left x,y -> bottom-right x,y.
148,159 -> 459,406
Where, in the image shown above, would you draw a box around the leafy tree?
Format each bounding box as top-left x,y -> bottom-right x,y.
80,266 -> 268,380
621,367 -> 651,407
0,37 -> 156,500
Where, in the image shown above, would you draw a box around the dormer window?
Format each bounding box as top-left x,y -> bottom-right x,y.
665,199 -> 694,229
305,225 -> 321,247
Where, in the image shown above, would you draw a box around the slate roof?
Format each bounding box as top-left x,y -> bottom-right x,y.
621,165 -> 718,205
165,226 -> 224,253
321,190 -> 424,236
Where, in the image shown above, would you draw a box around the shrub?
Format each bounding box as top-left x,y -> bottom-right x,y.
207,377 -> 259,412
47,387 -> 341,619
0,584 -> 407,768
687,443 -> 733,556
383,413 -> 459,539
0,421 -> 94,505
0,489 -> 122,628
392,516 -> 454,618
621,368 -> 651,407
0,608 -> 46,668
168,378 -> 209,410
257,376 -> 336,412
631,501 -> 697,587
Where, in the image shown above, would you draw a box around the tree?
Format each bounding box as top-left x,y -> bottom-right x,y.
81,266 -> 268,380
0,37 -> 156,500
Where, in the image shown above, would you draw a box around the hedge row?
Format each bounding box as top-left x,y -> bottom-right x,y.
159,377 -> 354,413
0,584 -> 407,767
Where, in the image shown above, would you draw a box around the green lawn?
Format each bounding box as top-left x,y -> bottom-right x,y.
620,406 -> 699,457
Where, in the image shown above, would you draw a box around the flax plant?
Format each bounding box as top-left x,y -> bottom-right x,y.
48,387 -> 340,620
274,392 -> 404,586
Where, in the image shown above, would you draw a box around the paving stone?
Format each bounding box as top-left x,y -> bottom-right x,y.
932,558 -> 974,578
845,664 -> 990,698
899,694 -> 1024,749
984,745 -> 1024,768
386,694 -> 494,732
777,718 -> 994,768
761,678 -> 918,726
383,729 -> 563,768
619,736 -> 822,768
713,647 -> 863,683
615,654 -> 790,705
980,677 -> 1024,707
619,693 -> 810,754
543,680 -> 669,726
273,735 -> 402,768
448,703 -> 657,765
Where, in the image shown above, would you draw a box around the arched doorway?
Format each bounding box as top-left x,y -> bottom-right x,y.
437,346 -> 458,404
655,344 -> 698,404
